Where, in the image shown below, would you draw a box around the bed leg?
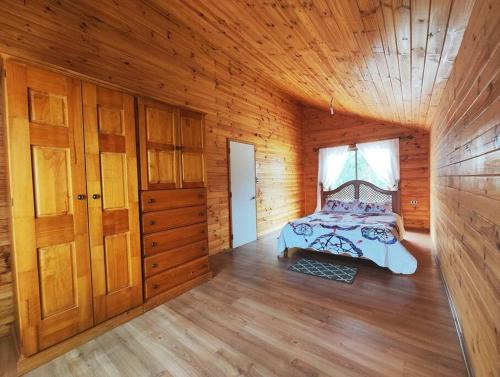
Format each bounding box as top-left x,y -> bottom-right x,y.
278,248 -> 289,259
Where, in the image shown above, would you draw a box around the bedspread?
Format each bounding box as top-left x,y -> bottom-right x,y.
277,211 -> 417,274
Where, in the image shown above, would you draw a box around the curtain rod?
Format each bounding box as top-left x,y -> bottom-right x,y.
312,135 -> 414,152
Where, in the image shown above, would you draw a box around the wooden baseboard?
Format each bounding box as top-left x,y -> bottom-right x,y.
143,272 -> 212,312
17,306 -> 144,376
435,256 -> 474,377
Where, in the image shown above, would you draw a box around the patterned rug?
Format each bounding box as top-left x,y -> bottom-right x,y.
288,258 -> 359,284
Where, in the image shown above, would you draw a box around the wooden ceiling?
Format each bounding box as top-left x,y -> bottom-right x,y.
160,0 -> 475,128
0,0 -> 475,128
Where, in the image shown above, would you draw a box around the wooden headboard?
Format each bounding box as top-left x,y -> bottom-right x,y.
321,180 -> 401,215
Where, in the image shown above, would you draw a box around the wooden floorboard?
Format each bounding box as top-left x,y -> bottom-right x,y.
6,231 -> 465,377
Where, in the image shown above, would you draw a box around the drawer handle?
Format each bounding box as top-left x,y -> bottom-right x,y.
149,220 -> 156,226
152,284 -> 160,289
151,263 -> 159,268
151,241 -> 158,247
147,198 -> 155,204
200,230 -> 205,234
201,247 -> 206,251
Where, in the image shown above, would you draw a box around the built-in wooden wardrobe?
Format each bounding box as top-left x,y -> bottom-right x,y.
4,60 -> 210,363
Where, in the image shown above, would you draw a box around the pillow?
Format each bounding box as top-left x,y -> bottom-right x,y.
322,199 -> 358,213
357,201 -> 392,214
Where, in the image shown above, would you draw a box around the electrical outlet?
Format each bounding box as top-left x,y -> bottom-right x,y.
410,199 -> 418,205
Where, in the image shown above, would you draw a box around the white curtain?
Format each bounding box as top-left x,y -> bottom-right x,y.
316,145 -> 349,211
357,138 -> 400,190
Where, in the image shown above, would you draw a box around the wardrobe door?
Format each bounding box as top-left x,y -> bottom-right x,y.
179,110 -> 206,188
5,61 -> 93,355
138,98 -> 180,190
82,83 -> 143,324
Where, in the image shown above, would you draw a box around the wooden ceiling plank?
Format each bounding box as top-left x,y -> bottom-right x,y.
357,0 -> 400,122
418,0 -> 453,125
410,0 -> 431,122
393,0 -> 413,123
427,0 -> 476,125
371,0 -> 405,123
352,1 -> 393,117
304,0 -> 382,114
328,0 -> 387,119
354,0 -> 387,106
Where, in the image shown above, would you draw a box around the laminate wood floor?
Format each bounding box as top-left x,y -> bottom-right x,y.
13,231 -> 466,376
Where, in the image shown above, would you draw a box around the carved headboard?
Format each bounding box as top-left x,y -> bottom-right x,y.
321,180 -> 401,215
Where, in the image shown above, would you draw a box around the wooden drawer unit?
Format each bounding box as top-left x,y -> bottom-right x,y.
144,240 -> 208,277
137,100 -> 210,308
142,205 -> 207,234
141,188 -> 206,212
145,256 -> 210,299
143,222 -> 207,257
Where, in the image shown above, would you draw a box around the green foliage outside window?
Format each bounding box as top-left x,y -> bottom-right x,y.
331,149 -> 387,189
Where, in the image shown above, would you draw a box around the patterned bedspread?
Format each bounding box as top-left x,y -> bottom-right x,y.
277,211 -> 417,274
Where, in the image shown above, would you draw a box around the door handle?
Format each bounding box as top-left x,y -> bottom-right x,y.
250,196 -> 256,200
76,194 -> 86,200
92,194 -> 100,200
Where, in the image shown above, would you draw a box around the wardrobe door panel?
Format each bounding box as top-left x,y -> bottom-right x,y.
179,110 -> 206,188
138,98 -> 180,190
5,61 -> 93,355
83,83 -> 143,324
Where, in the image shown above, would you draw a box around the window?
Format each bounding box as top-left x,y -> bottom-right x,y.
333,146 -> 387,189
316,138 -> 400,210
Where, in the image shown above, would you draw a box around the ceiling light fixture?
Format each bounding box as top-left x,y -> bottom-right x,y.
329,98 -> 335,116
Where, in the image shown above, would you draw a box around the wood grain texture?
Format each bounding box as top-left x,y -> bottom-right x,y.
0,0 -> 305,253
430,0 -> 500,376
82,83 -> 143,325
5,62 -> 94,355
302,107 -> 429,229
141,0 -> 472,127
0,59 -> 13,339
0,335 -> 16,377
2,231 -> 465,377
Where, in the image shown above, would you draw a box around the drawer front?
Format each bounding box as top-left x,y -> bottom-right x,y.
143,222 -> 207,256
142,205 -> 207,234
144,240 -> 208,277
141,188 -> 206,212
145,256 -> 210,299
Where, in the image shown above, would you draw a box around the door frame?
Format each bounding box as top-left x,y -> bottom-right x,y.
227,138 -> 258,249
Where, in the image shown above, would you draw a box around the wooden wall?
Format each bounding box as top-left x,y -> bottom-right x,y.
302,107 -> 430,230
430,0 -> 500,376
0,59 -> 13,338
0,1 -> 305,337
0,5 -> 307,249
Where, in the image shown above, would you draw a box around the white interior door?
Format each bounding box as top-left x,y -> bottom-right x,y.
229,141 -> 257,248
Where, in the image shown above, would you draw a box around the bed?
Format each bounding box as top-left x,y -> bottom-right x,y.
277,180 -> 417,274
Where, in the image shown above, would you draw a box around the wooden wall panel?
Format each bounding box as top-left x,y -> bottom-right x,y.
302,108 -> 429,230
430,0 -> 500,376
0,58 -> 13,339
0,0 -> 305,250
0,1 -> 304,337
